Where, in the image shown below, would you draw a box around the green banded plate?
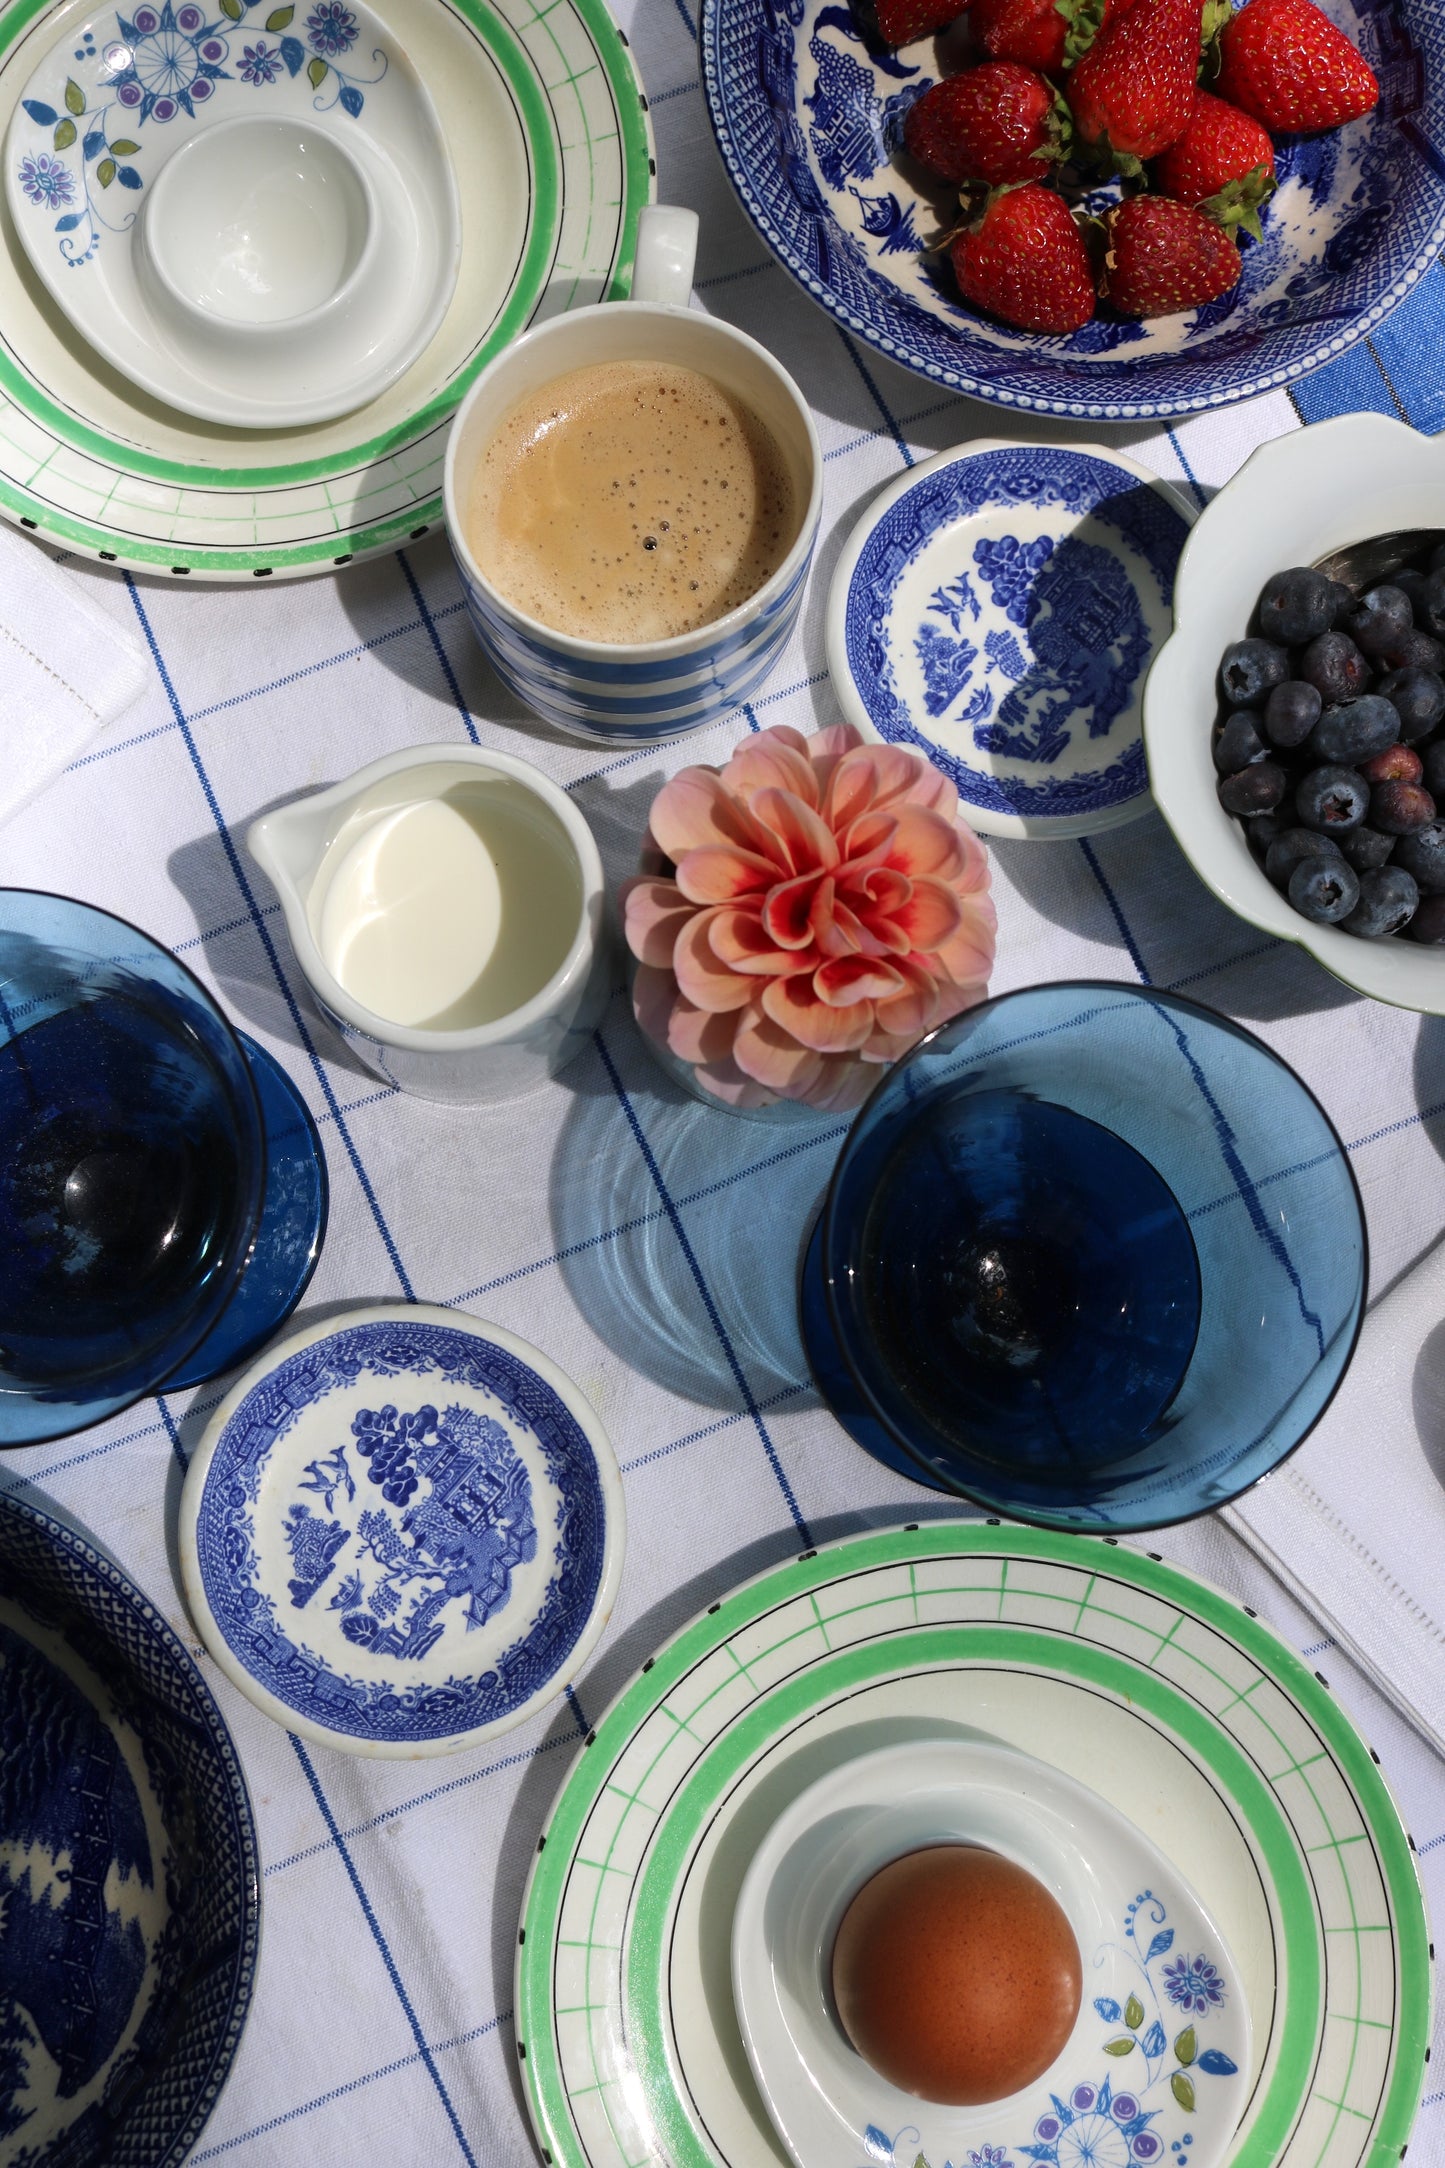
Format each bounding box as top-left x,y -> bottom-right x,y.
0,0 -> 652,576
517,1524 -> 1432,2168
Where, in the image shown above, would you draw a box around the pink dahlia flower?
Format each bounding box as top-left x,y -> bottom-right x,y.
620,722 -> 997,1111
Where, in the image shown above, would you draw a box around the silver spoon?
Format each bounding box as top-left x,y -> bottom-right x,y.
1313,530 -> 1445,590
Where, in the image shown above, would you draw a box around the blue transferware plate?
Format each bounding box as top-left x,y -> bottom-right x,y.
0,1482 -> 259,2168
700,0 -> 1445,420
827,439 -> 1194,838
179,1303 -> 625,1759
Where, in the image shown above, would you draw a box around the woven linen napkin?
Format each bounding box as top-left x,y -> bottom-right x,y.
0,528 -> 148,831
1226,1235 -> 1445,1757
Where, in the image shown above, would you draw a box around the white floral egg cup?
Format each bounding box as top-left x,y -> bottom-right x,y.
4,0 -> 459,424
731,1738 -> 1251,2168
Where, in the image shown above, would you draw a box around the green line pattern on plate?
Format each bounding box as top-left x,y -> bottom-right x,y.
517,1527 -> 1430,2168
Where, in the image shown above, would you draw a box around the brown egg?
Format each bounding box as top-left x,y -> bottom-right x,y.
830,1844 -> 1081,2105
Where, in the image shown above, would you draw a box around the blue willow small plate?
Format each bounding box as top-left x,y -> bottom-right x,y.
0,1482 -> 259,2167
826,440 -> 1195,840
179,1303 -> 625,1758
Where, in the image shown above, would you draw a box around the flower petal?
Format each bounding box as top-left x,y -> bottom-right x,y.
620,876 -> 695,967
881,804 -> 966,880
814,955 -> 907,1006
761,973 -> 875,1052
932,896 -> 998,986
667,995 -> 742,1066
632,961 -> 678,1048
763,869 -> 827,950
690,1051 -> 781,1109
708,904 -> 811,976
872,956 -> 945,1041
649,767 -> 789,870
732,1007 -> 826,1096
673,844 -> 780,905
751,787 -> 840,877
673,907 -> 754,1012
893,874 -> 963,954
825,744 -> 920,830
720,731 -> 820,809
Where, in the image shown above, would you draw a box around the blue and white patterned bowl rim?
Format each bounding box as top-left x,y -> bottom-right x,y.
0,1477 -> 261,2168
179,1302 -> 625,1759
825,437 -> 1196,841
699,0 -> 1445,420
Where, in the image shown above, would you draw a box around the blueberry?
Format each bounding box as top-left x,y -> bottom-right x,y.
1370,780 -> 1436,834
1373,667 -> 1445,740
1416,567 -> 1445,637
1263,679 -> 1322,749
1361,743 -> 1423,785
1213,711 -> 1269,773
1257,567 -> 1337,646
1221,638 -> 1291,708
1429,543 -> 1445,575
1343,584 -> 1415,657
1300,631 -> 1372,705
1395,567 -> 1430,613
1406,894 -> 1445,942
1393,821 -> 1445,893
1218,762 -> 1287,816
1307,694 -> 1400,764
1341,865 -> 1419,939
1328,580 -> 1357,627
1295,764 -> 1369,831
1264,827 -> 1343,892
1381,627 -> 1445,672
1339,825 -> 1396,873
1424,742 -> 1445,798
1289,854 -> 1360,924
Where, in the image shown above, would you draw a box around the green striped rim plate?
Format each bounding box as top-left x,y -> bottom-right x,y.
517,1524 -> 1432,2168
0,0 -> 653,576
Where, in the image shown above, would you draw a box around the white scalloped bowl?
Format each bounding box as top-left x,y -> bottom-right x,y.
1144,413 -> 1445,1015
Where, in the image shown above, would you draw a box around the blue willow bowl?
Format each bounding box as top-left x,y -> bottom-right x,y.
0,1484 -> 259,2168
801,980 -> 1366,1531
700,0 -> 1445,420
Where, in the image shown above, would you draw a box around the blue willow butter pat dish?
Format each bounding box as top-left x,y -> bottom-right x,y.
826,441 -> 1195,840
179,1303 -> 624,1758
0,1482 -> 259,2168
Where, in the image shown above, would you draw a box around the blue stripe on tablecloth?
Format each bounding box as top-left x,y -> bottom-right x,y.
124,574 -> 418,1302
397,551 -> 480,744
291,1738 -> 481,2168
1291,258 -> 1445,431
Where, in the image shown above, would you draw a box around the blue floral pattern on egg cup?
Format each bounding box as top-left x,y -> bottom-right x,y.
15,0 -> 386,267
857,1891 -> 1241,2168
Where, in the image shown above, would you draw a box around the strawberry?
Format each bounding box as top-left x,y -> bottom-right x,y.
1152,88 -> 1276,237
1216,0 -> 1378,132
867,0 -> 965,48
1068,0 -> 1204,167
904,61 -> 1069,182
951,182 -> 1096,330
970,0 -> 1123,74
1102,193 -> 1242,315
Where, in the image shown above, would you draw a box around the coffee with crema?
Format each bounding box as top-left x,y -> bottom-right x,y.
465,359 -> 800,644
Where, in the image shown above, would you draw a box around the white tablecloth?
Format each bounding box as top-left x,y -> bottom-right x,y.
3,0 -> 1445,2153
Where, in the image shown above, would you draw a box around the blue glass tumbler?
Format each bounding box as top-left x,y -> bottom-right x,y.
0,890 -> 328,1446
800,980 -> 1366,1532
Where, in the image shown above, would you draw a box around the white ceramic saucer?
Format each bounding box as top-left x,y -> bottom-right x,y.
732,1738 -> 1250,2168
4,0 -> 459,425
826,441 -> 1196,841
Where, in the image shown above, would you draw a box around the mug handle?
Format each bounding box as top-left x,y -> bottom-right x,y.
629,204 -> 700,307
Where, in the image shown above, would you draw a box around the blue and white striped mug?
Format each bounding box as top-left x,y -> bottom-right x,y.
442,207 -> 823,746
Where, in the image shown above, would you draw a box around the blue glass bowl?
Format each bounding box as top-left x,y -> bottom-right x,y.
0,890 -> 326,1446
700,0 -> 1445,420
801,981 -> 1367,1531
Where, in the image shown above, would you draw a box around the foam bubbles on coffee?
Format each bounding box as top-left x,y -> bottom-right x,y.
466,359 -> 799,644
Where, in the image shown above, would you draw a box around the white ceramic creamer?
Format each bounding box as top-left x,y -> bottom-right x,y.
248,743 -> 609,1104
